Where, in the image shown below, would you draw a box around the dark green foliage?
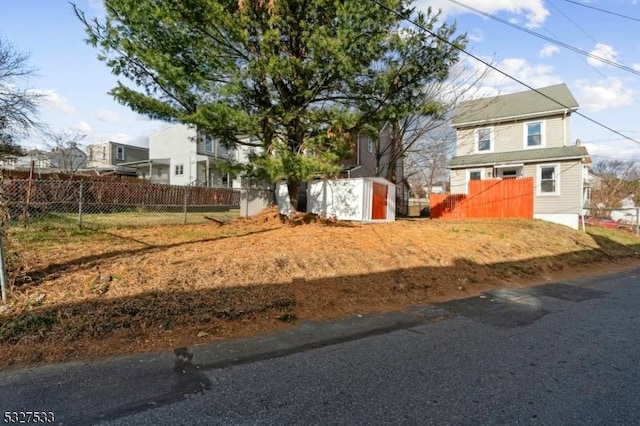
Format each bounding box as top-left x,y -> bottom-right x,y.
74,0 -> 465,201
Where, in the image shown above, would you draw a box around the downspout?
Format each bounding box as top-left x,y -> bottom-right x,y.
563,109 -> 568,147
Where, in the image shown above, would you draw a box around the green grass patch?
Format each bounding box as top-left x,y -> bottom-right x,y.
9,210 -> 240,248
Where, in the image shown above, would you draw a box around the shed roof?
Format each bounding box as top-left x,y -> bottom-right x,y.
449,146 -> 590,169
452,84 -> 579,128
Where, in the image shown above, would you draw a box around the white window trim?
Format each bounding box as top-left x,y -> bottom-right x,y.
367,139 -> 374,153
495,165 -> 523,179
537,163 -> 560,196
474,127 -> 494,153
466,168 -> 485,182
523,120 -> 546,149
116,146 -> 125,160
175,164 -> 184,176
204,135 -> 214,153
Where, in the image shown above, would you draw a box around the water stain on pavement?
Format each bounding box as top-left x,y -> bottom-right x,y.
437,283 -> 608,328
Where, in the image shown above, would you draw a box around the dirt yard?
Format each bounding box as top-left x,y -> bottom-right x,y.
2,208 -> 639,370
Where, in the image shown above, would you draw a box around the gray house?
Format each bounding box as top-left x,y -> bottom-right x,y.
85,141 -> 149,175
340,124 -> 407,214
449,84 -> 591,229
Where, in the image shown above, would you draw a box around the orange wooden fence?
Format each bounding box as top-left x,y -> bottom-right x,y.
429,178 -> 534,219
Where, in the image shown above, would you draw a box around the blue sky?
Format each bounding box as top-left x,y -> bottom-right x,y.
1,0 -> 640,163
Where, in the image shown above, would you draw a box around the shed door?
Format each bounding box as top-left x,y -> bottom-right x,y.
372,182 -> 388,220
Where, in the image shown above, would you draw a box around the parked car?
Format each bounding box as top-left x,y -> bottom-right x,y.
580,216 -> 634,230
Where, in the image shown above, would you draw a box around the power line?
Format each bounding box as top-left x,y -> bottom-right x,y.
448,0 -> 640,77
564,0 -> 640,23
520,0 -> 607,79
547,1 -> 597,44
370,1 -> 640,147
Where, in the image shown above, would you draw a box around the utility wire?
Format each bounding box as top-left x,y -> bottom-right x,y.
370,0 -> 640,146
449,0 -> 640,76
547,1 -> 597,43
518,0 -> 607,79
564,0 -> 640,23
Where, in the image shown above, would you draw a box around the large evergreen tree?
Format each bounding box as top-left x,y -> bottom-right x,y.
75,0 -> 465,208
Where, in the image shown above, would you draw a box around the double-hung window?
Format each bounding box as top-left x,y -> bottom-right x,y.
475,128 -> 492,152
204,135 -> 213,153
175,164 -> 184,176
116,146 -> 125,160
538,164 -> 559,195
525,121 -> 544,148
367,139 -> 374,153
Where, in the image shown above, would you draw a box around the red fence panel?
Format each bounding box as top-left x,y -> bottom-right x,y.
429,178 -> 533,219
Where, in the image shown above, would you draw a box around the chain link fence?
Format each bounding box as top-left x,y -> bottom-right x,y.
2,179 -> 242,228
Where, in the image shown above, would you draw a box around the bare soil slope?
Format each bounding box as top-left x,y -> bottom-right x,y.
2,209 -> 639,370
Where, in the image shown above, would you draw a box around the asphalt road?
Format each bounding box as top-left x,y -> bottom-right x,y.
2,266 -> 640,425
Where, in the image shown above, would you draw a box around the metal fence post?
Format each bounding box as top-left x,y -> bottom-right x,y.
78,181 -> 84,228
0,232 -> 7,304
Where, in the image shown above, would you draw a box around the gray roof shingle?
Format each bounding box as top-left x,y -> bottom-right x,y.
452,84 -> 579,127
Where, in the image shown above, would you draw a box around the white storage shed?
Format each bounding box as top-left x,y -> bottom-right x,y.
307,177 -> 396,222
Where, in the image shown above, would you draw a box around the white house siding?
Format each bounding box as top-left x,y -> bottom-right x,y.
526,160 -> 583,229
449,167 -> 492,194
527,161 -> 583,214
150,124 -> 198,186
455,114 -> 570,156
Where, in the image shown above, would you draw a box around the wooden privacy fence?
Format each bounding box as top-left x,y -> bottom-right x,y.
429,178 -> 534,219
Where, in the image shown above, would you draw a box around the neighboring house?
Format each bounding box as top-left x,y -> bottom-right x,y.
49,143 -> 88,173
123,124 -> 259,187
6,149 -> 51,170
3,145 -> 87,174
448,83 -> 591,229
85,141 -> 149,175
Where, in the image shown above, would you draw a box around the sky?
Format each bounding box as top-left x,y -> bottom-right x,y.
1,0 -> 640,163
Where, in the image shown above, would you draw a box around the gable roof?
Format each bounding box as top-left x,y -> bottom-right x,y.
452,84 -> 579,128
449,146 -> 589,169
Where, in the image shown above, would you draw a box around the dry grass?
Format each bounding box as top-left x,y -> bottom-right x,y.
2,207 -> 640,371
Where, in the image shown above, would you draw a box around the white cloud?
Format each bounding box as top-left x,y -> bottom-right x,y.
539,44 -> 559,58
32,89 -> 75,114
415,0 -> 549,28
633,64 -> 640,72
482,57 -> 561,90
467,29 -> 484,43
109,132 -> 133,143
575,78 -> 635,112
72,121 -> 92,134
95,109 -> 122,123
587,43 -> 619,67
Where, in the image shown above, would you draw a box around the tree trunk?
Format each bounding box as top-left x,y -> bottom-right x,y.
287,179 -> 300,213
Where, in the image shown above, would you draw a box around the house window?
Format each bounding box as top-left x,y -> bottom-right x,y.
204,135 -> 213,153
525,121 -> 544,148
467,169 -> 484,181
116,146 -> 125,160
175,164 -> 184,176
367,139 -> 374,153
475,128 -> 492,152
538,164 -> 559,195
495,166 -> 522,179
102,147 -> 107,160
